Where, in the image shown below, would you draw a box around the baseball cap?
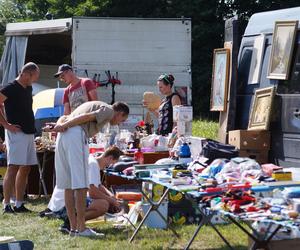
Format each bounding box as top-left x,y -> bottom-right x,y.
54,64 -> 72,78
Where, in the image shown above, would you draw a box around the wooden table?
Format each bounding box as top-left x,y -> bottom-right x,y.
27,149 -> 55,195
125,151 -> 170,164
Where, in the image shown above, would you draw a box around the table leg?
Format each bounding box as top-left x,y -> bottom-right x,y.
227,215 -> 282,250
184,216 -> 206,250
129,187 -> 179,243
184,195 -> 233,250
140,187 -> 180,238
37,151 -> 48,196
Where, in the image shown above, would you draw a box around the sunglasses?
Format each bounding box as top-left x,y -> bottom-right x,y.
157,74 -> 171,84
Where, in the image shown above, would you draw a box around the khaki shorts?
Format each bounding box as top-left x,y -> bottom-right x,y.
5,130 -> 37,166
55,126 -> 89,190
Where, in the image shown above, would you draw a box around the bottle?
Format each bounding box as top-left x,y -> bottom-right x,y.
134,147 -> 144,164
179,143 -> 191,158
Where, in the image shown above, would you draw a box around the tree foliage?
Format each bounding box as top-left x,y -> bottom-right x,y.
1,0 -> 300,116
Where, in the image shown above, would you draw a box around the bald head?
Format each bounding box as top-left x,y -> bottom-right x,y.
18,62 -> 40,86
20,62 -> 39,74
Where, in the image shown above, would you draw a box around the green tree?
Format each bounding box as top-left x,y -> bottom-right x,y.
0,0 -> 27,55
1,0 -> 300,116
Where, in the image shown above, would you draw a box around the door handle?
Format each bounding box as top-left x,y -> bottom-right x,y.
293,109 -> 300,118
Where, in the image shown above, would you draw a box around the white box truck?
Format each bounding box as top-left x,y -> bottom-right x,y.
0,17 -> 192,122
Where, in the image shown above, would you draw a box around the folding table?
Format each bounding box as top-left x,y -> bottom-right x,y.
184,181 -> 300,250
105,171 -> 180,242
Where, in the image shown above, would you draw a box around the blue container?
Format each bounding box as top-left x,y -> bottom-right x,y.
179,143 -> 191,158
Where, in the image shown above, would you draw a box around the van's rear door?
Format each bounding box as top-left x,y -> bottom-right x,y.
271,34 -> 300,166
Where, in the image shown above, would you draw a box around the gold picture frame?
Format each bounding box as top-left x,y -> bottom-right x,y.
267,20 -> 298,80
210,48 -> 230,111
248,86 -> 275,131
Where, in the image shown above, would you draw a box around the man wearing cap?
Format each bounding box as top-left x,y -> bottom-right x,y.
0,62 -> 40,213
54,64 -> 98,115
51,64 -> 99,219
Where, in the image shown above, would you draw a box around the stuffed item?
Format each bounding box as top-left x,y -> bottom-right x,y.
143,92 -> 161,111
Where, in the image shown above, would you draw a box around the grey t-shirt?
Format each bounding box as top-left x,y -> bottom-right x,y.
69,101 -> 114,137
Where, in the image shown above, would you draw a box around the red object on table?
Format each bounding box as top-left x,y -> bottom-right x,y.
89,147 -> 104,154
134,149 -> 144,164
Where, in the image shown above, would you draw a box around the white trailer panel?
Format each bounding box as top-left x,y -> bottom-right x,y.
72,17 -> 192,115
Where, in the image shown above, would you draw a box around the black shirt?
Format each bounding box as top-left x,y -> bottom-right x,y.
1,80 -> 35,134
158,93 -> 180,136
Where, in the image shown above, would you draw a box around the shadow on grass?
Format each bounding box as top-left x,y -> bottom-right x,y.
26,196 -> 50,206
167,245 -> 247,250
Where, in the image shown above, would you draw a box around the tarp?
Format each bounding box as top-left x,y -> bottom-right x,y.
5,18 -> 72,36
33,88 -> 65,119
0,36 -> 28,85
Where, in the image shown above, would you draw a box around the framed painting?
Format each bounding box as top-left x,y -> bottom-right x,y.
248,34 -> 266,84
210,48 -> 230,111
248,86 -> 275,131
267,20 -> 298,80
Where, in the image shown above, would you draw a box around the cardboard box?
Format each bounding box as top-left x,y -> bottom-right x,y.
239,149 -> 269,164
229,130 -> 270,150
173,105 -> 193,122
272,171 -> 292,181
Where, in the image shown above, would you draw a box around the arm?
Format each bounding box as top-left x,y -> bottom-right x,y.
53,112 -> 96,132
171,95 -> 181,129
150,109 -> 159,118
88,89 -> 98,101
63,103 -> 71,115
88,184 -> 120,208
0,93 -> 21,132
172,95 -> 181,106
56,115 -> 69,125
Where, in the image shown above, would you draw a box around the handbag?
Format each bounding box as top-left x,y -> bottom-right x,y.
202,139 -> 239,163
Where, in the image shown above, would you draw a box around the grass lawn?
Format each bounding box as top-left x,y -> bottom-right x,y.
0,119 -> 249,249
192,119 -> 219,140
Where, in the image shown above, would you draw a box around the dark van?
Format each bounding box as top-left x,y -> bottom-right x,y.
234,7 -> 300,167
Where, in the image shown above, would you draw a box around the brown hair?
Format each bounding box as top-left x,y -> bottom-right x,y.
157,74 -> 175,87
112,102 -> 130,115
102,146 -> 123,160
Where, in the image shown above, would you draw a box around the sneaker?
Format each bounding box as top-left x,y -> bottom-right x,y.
39,208 -> 52,217
3,204 -> 14,214
13,204 -> 32,213
69,230 -> 78,237
59,219 -> 71,234
77,228 -> 105,238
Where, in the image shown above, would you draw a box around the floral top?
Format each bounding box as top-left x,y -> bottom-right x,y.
158,93 -> 180,135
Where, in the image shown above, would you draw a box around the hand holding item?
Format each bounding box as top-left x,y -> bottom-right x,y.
108,197 -> 121,213
42,123 -> 55,132
43,122 -> 67,133
53,124 -> 67,132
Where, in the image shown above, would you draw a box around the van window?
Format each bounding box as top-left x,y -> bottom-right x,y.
237,47 -> 252,94
277,34 -> 300,94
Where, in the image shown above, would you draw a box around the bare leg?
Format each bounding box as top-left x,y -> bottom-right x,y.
3,165 -> 19,204
75,188 -> 88,232
65,189 -> 76,231
85,199 -> 109,221
15,166 -> 31,202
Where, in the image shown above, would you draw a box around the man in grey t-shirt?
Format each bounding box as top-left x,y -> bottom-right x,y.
45,101 -> 129,237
